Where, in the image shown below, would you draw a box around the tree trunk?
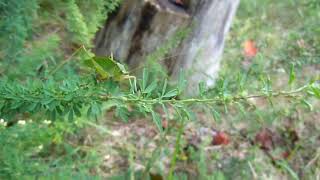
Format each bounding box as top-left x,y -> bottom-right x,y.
94,0 -> 239,92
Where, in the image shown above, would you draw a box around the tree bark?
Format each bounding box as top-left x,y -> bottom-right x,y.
94,0 -> 239,92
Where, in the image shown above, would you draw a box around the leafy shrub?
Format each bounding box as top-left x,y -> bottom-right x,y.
0,0 -> 319,179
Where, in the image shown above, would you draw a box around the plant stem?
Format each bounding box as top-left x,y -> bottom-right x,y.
105,85 -> 308,105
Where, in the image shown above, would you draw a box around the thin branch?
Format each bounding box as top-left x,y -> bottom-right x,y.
103,85 -> 309,105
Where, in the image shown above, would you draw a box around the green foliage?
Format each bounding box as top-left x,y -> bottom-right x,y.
0,121 -> 53,178
0,0 -> 121,80
0,0 -> 38,60
0,0 -> 121,178
64,0 -> 90,46
0,0 -> 319,179
64,0 -> 121,46
78,0 -> 121,41
0,119 -> 101,179
13,34 -> 61,78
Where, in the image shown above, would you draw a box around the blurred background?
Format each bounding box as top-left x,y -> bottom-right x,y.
0,0 -> 319,179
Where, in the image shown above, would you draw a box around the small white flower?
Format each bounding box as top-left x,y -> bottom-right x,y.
43,120 -> 51,125
111,130 -> 121,137
38,145 -> 43,150
104,154 -> 111,160
0,119 -> 7,127
276,68 -> 286,73
18,120 -> 26,125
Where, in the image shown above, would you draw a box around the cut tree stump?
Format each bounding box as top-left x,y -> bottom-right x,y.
94,0 -> 239,93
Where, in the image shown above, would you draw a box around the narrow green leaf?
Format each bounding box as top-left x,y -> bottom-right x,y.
181,106 -> 196,121
129,78 -> 135,94
301,99 -> 313,111
115,106 -> 129,122
163,89 -> 178,98
198,81 -> 206,96
73,106 -> 81,117
87,106 -> 92,117
68,110 -> 74,121
288,63 -> 296,85
162,79 -> 168,97
151,111 -> 163,132
27,103 -> 38,112
56,105 -> 63,115
142,68 -> 148,91
309,85 -> 320,99
51,109 -> 57,121
178,69 -> 187,93
276,161 -> 299,180
211,108 -> 221,122
143,81 -> 157,94
91,102 -> 101,118
161,103 -> 170,121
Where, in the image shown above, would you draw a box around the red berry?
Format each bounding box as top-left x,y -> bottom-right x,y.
243,40 -> 258,58
282,151 -> 290,159
212,131 -> 230,146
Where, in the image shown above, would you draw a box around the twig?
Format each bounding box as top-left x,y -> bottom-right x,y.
305,150 -> 320,169
248,161 -> 258,179
103,85 -> 308,105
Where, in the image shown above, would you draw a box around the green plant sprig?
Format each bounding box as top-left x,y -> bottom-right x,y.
104,84 -> 309,105
1,75 -> 317,125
